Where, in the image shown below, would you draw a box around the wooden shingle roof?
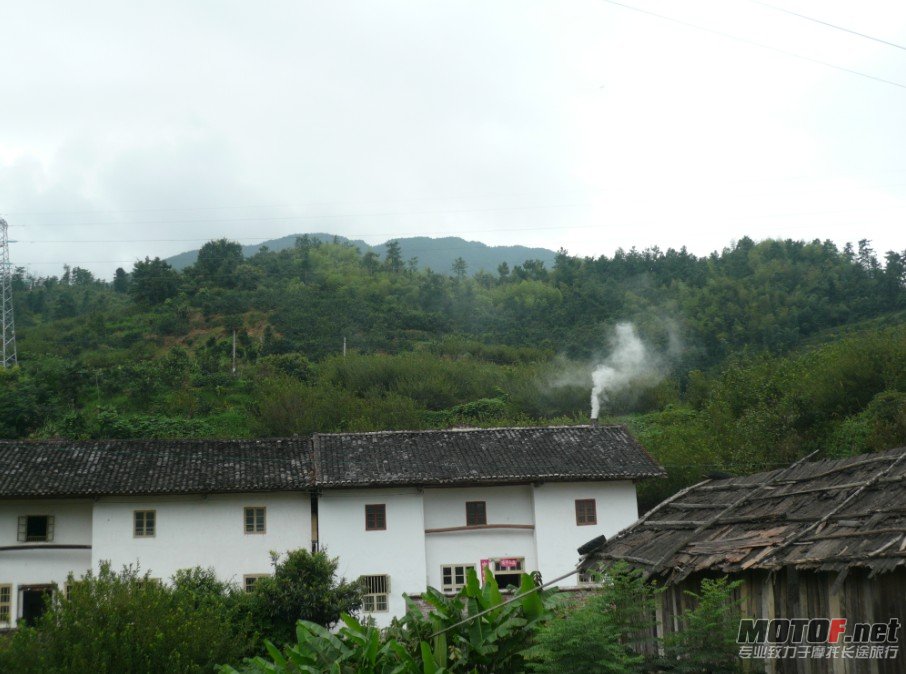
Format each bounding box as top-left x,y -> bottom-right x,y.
582,447 -> 906,581
0,438 -> 313,497
312,425 -> 665,487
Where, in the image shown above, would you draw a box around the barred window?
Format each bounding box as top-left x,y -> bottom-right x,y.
465,501 -> 487,526
0,584 -> 10,625
244,507 -> 266,534
577,572 -> 598,585
134,510 -> 156,537
365,504 -> 386,531
360,574 -> 389,612
441,564 -> 475,593
17,515 -> 54,542
575,499 -> 597,526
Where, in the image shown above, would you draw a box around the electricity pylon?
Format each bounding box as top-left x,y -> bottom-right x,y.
0,217 -> 17,368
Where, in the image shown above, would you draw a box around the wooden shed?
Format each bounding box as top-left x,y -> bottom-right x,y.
580,447 -> 906,674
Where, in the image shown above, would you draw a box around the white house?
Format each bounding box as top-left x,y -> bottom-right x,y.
0,425 -> 664,628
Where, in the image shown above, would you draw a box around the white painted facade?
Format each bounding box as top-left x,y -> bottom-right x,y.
318,481 -> 639,627
91,492 -> 311,582
0,492 -> 311,627
1,481 -> 639,628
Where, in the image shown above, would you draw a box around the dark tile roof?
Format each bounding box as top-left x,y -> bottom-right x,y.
0,438 -> 313,497
0,426 -> 662,498
581,446 -> 906,581
312,425 -> 665,488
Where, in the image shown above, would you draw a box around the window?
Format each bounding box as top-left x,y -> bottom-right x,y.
359,575 -> 389,612
575,499 -> 597,526
365,504 -> 386,531
465,501 -> 487,526
577,572 -> 598,586
17,515 -> 54,542
490,557 -> 524,590
134,510 -> 156,537
244,507 -> 266,534
243,575 -> 268,593
0,584 -> 10,625
441,564 -> 475,593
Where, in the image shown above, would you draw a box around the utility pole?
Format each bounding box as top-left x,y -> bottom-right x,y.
343,336 -> 347,357
232,329 -> 237,375
0,217 -> 17,368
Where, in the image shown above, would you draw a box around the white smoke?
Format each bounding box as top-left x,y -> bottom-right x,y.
589,322 -> 665,419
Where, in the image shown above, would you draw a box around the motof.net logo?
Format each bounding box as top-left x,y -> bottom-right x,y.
737,618 -> 900,661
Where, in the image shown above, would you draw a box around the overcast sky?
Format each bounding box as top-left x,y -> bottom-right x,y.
1,0 -> 905,279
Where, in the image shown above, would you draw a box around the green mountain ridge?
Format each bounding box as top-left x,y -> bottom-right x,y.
165,233 -> 558,275
5,235 -> 905,507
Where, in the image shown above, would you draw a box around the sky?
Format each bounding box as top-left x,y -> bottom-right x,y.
1,0 -> 905,279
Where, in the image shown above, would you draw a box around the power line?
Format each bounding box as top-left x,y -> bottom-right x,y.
746,0 -> 906,51
599,0 -> 906,90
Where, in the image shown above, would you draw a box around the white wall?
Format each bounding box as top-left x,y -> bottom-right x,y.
91,492 -> 311,585
532,480 -> 639,587
0,500 -> 93,626
423,485 -> 537,590
422,485 -> 533,529
317,488 -> 426,628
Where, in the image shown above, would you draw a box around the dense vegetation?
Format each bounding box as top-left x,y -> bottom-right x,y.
0,553 -> 743,673
2,234 -> 905,505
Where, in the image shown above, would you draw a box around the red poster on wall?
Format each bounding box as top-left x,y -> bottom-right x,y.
498,557 -> 519,569
480,559 -> 490,578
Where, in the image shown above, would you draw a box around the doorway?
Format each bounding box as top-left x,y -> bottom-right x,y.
19,585 -> 54,626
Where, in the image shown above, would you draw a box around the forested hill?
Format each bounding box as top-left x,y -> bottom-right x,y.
3,235 -> 905,506
165,233 -> 559,274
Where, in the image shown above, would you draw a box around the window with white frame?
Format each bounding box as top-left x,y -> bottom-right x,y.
490,557 -> 524,590
441,564 -> 475,593
243,575 -> 269,593
17,515 -> 54,542
0,584 -> 10,625
577,572 -> 598,586
134,510 -> 156,537
244,506 -> 266,534
359,575 -> 389,612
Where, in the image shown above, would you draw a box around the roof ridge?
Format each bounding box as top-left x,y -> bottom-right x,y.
315,424 -> 622,437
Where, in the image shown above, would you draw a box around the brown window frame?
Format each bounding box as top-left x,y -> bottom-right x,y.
575,499 -> 597,526
365,504 -> 386,531
465,501 -> 487,526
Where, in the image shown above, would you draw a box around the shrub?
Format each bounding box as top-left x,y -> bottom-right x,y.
246,549 -> 363,646
529,563 -> 654,673
0,563 -> 253,674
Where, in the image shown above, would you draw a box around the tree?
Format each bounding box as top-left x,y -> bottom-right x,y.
531,563 -> 653,673
452,257 -> 467,280
112,267 -> 130,293
247,549 -> 362,645
384,241 -> 404,273
194,239 -> 244,288
129,257 -> 179,305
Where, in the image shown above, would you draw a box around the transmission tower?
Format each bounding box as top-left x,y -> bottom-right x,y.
0,217 -> 17,368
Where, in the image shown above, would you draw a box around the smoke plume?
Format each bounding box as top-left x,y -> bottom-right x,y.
589,322 -> 667,419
